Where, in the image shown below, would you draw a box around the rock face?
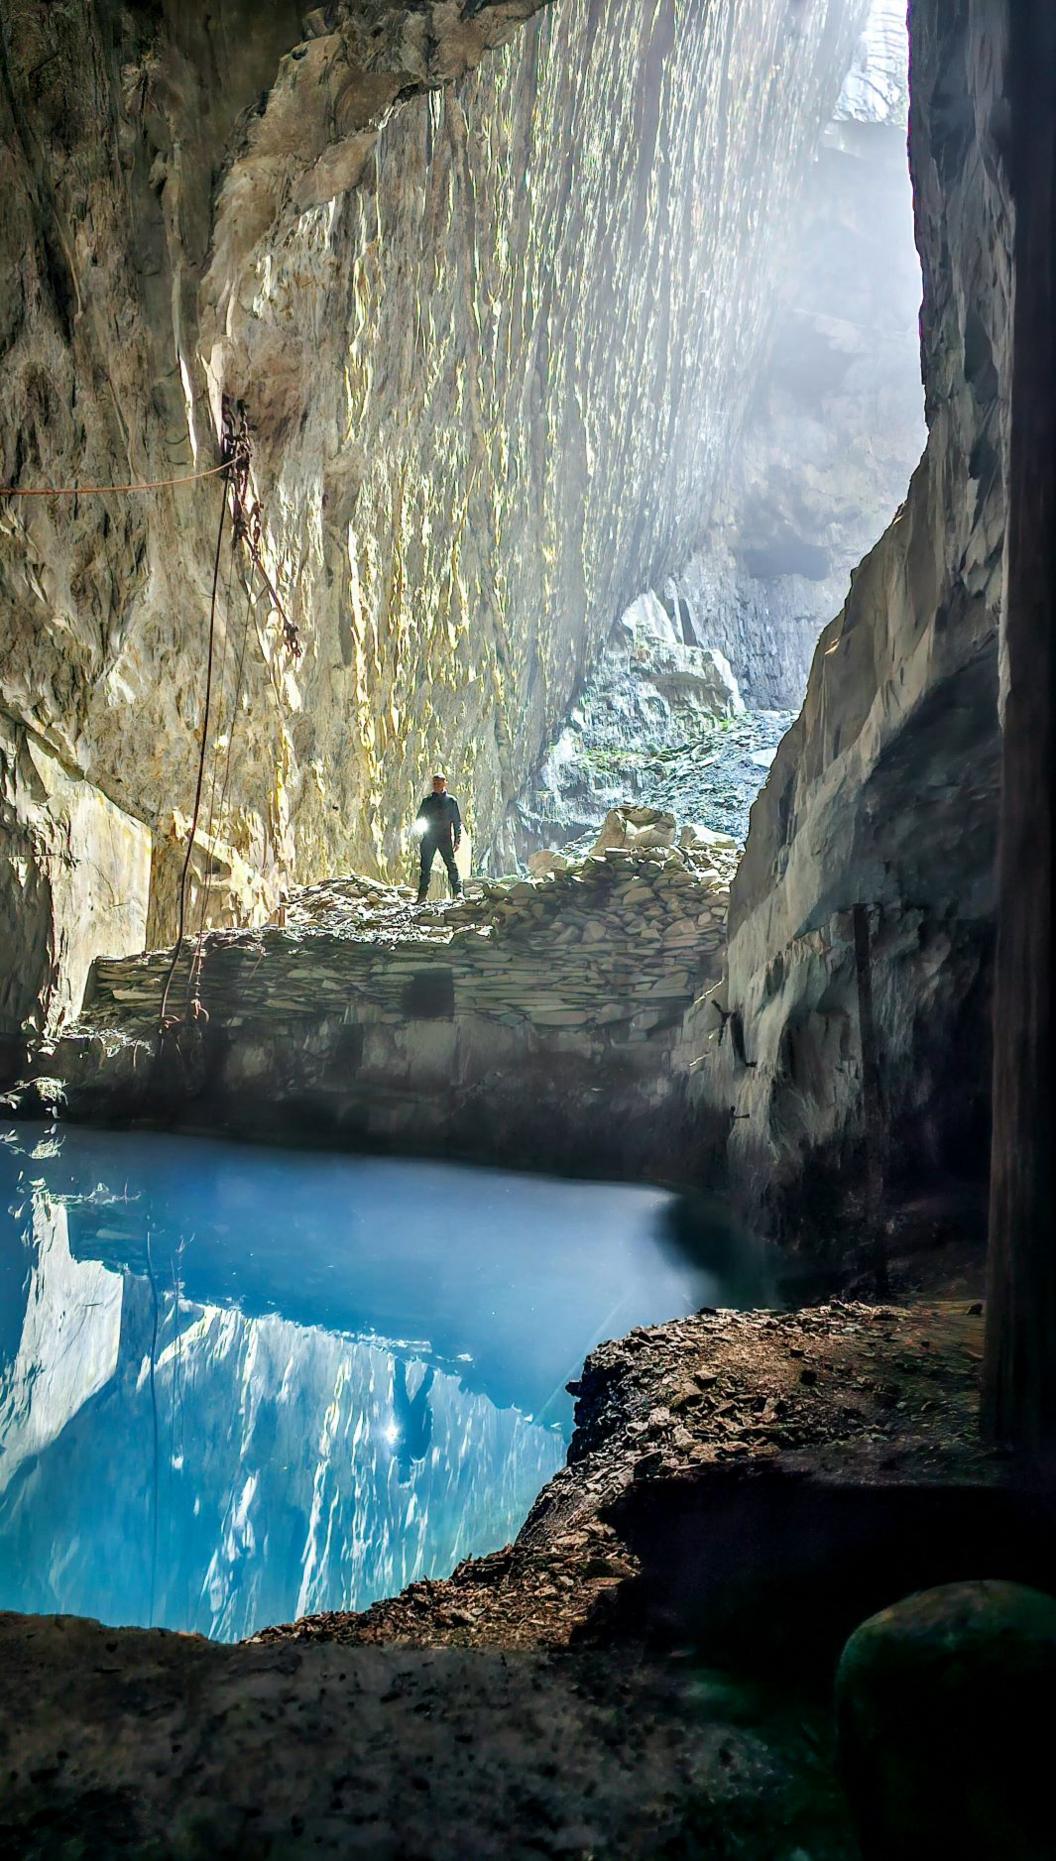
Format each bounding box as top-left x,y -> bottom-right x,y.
15,841 -> 737,1180
511,591 -> 797,856
668,0 -> 926,709
273,1297 -> 995,1654
0,717 -> 151,1057
512,592 -> 746,855
0,0 -> 867,1053
692,0 -> 1010,1246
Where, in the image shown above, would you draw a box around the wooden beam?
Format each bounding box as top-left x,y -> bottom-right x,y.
982,1 -> 1056,1448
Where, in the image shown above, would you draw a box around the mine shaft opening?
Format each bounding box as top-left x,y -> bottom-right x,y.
510,0 -> 924,882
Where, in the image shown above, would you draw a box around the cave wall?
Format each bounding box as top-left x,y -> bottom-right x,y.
0,0 -> 867,1052
670,0 -> 926,710
689,0 -> 1010,1252
0,717 -> 150,1056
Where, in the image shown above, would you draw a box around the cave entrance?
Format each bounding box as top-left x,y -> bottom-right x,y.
509,0 -> 924,874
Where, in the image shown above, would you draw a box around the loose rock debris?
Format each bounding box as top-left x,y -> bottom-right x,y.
257,1299 -> 989,1654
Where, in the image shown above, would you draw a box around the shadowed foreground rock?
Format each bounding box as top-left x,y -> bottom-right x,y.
836,1580 -> 1056,1861
0,1300 -> 1050,1856
0,1621 -> 855,1860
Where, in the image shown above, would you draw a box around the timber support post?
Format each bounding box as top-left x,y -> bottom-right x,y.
982,0 -> 1056,1450
853,902 -> 887,1299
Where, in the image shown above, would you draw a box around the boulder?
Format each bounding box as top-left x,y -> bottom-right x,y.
591,807 -> 678,855
836,1580 -> 1056,1860
679,823 -> 739,853
527,850 -> 572,878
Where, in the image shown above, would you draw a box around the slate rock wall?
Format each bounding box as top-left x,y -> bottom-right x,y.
0,0 -> 865,1047
691,0 -> 1010,1252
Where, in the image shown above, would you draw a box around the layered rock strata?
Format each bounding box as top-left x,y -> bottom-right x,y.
0,0 -> 867,1059
690,0 -> 1009,1248
16,841 -> 735,1179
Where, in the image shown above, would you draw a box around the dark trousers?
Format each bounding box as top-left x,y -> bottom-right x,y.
418,832 -> 461,898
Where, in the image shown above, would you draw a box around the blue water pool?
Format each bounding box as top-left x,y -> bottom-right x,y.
0,1122 -> 761,1641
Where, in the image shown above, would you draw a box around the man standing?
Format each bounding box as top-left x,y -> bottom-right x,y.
414,772 -> 463,904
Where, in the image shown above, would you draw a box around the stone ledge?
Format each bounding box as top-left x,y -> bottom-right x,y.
9,847 -> 735,1179
256,1299 -> 1044,1661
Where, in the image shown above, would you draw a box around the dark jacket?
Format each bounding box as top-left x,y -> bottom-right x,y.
418,791 -> 462,843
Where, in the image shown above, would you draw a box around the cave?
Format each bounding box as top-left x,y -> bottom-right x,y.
0,1 -> 1053,1855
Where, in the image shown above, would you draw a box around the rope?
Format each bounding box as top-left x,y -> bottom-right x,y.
185,534 -> 237,1014
186,565 -> 257,1014
0,459 -> 231,499
145,1225 -> 161,1629
158,482 -> 227,1031
12,400 -> 300,1036
214,579 -> 256,869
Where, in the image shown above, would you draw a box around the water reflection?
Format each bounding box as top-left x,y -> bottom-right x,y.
392,1361 -> 436,1484
0,1124 -> 762,1640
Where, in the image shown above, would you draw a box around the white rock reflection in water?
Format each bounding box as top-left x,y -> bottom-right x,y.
0,1192 -> 122,1496
1,1123 -> 736,1640
0,1187 -> 563,1640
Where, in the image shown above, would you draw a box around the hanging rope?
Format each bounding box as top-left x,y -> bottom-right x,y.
186,569 -> 259,1020
0,459 -> 232,498
156,403 -> 301,1035
213,579 -> 256,891
223,398 -> 302,660
10,400 -> 303,1037
158,479 -> 228,1032
184,533 -> 238,1018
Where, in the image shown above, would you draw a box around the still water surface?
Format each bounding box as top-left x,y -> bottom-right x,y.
0,1123 -> 756,1640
